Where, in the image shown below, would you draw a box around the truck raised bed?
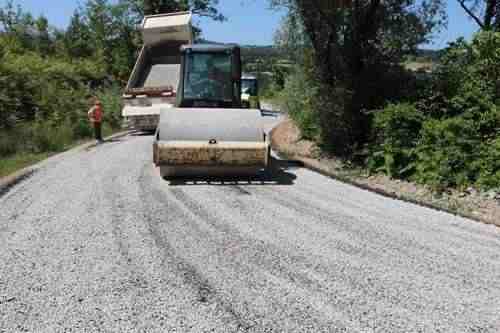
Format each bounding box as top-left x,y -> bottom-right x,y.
122,12 -> 193,131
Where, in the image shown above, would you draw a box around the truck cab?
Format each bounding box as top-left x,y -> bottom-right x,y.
241,74 -> 260,109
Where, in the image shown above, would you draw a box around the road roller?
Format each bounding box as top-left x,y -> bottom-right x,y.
153,44 -> 270,178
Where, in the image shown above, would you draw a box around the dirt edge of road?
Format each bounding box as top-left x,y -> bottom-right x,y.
271,119 -> 500,227
0,168 -> 37,197
0,131 -> 132,197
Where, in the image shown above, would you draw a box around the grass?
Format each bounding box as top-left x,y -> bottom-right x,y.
0,152 -> 50,178
0,124 -> 125,178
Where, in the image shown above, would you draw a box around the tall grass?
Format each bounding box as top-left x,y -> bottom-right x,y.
0,87 -> 124,176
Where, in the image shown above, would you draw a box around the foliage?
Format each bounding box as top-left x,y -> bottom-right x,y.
271,0 -> 447,155
0,0 -> 224,169
367,31 -> 500,190
0,152 -> 49,178
128,0 -> 225,20
414,117 -> 480,189
279,67 -> 319,140
367,103 -> 426,178
475,137 -> 500,188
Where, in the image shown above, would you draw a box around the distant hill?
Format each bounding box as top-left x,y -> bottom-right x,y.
197,40 -> 281,56
197,40 -> 443,76
199,40 -> 442,62
416,49 -> 442,62
240,45 -> 281,57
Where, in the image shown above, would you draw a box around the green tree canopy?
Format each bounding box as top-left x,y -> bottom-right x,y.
126,0 -> 225,20
271,0 -> 447,154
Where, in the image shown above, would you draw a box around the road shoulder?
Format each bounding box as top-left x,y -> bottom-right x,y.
271,118 -> 500,227
0,131 -> 131,197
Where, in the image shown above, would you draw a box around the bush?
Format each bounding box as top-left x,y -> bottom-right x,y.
367,103 -> 426,178
475,138 -> 500,189
364,32 -> 500,190
32,121 -> 74,153
414,117 -> 480,189
280,67 -> 320,140
72,119 -> 94,139
0,129 -> 20,156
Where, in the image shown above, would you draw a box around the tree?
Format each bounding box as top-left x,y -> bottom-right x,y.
34,15 -> 52,56
271,0 -> 446,155
65,10 -> 94,58
85,0 -> 111,54
457,0 -> 499,31
0,0 -> 23,32
274,10 -> 310,63
0,0 -> 36,50
108,2 -> 140,82
128,0 -> 225,21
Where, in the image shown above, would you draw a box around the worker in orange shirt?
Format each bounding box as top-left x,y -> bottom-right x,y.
88,98 -> 103,143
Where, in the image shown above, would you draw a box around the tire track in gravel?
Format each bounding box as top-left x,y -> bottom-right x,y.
161,184 -> 359,332
150,188 -> 351,332
162,185 -> 419,330
228,184 -> 500,332
249,184 -> 500,271
163,183 -> 485,332
292,175 -> 500,248
138,165 -> 254,332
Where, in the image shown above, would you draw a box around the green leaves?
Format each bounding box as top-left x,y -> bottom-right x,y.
415,117 -> 480,188
367,32 -> 500,190
280,66 -> 320,141
368,103 -> 424,178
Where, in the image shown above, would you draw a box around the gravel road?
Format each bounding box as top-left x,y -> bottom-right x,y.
1,114 -> 500,332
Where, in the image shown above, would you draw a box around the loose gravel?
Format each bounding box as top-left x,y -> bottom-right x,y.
1,130 -> 499,332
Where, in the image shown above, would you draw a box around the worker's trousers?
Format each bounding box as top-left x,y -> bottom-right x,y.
94,122 -> 103,141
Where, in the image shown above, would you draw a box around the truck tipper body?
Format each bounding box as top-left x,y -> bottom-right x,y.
122,12 -> 193,131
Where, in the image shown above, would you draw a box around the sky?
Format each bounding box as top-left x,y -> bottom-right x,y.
1,0 -> 480,49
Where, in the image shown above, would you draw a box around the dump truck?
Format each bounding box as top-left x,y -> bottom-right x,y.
241,74 -> 261,109
153,44 -> 270,178
122,12 -> 193,131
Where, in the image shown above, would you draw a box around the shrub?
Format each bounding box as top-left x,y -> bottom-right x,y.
280,67 -> 320,140
367,103 -> 426,178
365,32 -> 500,190
72,119 -> 94,139
32,121 -> 74,153
0,129 -> 20,156
414,117 -> 480,189
475,138 -> 500,189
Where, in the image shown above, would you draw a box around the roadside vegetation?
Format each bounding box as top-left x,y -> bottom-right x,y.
270,0 -> 500,192
0,0 -> 222,176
